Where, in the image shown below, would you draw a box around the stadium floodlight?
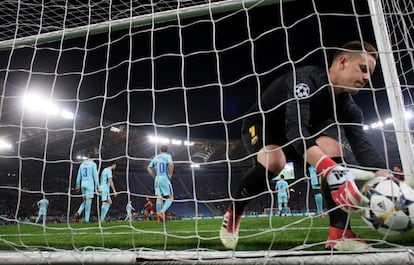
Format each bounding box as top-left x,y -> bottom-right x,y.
370,121 -> 384,129
171,139 -> 182,145
110,126 -> 121,133
184,141 -> 194,146
23,92 -> 74,119
0,139 -> 12,150
148,135 -> 194,146
385,118 -> 394,125
60,109 -> 74,120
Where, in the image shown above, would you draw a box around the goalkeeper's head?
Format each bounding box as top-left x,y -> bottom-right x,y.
329,40 -> 378,95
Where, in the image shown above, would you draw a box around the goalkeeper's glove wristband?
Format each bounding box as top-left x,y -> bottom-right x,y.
315,156 -> 374,212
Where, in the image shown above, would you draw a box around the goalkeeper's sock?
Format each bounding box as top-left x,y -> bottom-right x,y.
84,201 -> 92,223
234,163 -> 271,215
161,199 -> 172,213
322,179 -> 351,230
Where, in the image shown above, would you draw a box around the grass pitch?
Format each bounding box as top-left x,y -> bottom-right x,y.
0,215 -> 413,251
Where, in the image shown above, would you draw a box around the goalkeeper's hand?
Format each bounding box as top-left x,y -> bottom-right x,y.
316,156 -> 375,212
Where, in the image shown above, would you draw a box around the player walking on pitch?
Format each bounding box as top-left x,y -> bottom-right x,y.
124,200 -> 135,222
99,161 -> 117,223
35,194 -> 49,224
144,197 -> 154,221
309,165 -> 324,217
74,152 -> 100,223
147,145 -> 174,223
275,175 -> 290,216
220,41 -> 389,250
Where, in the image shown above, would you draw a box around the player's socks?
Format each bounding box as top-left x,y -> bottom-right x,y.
84,201 -> 92,223
35,216 -> 40,223
77,201 -> 85,215
284,206 -> 289,216
101,204 -> 110,221
156,201 -> 162,213
234,163 -> 271,215
161,199 -> 172,213
314,192 -> 323,215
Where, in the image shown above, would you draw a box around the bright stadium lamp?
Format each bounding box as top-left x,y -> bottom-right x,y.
0,139 -> 12,150
23,93 -> 43,111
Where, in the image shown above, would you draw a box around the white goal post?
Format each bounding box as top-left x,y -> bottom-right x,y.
0,0 -> 414,264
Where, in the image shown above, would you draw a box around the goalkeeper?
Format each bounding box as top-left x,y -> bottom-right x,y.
220,40 -> 389,250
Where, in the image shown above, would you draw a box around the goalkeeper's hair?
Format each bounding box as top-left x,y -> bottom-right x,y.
333,40 -> 378,61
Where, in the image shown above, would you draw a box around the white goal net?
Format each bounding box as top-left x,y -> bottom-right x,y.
0,0 -> 413,264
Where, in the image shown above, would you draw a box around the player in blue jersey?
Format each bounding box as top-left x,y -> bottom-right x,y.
35,195 -> 49,224
309,165 -> 324,217
220,41 -> 390,250
99,161 -> 117,223
275,175 -> 290,216
147,145 -> 174,223
124,200 -> 135,222
74,152 -> 100,223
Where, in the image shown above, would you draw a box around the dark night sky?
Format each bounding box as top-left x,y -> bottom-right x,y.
0,0 -> 393,140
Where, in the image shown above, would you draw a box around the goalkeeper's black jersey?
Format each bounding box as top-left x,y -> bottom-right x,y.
243,65 -> 385,169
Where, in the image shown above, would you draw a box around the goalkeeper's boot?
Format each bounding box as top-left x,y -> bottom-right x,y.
220,208 -> 242,249
325,226 -> 370,251
74,212 -> 79,223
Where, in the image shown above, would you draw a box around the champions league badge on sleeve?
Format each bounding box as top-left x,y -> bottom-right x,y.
294,83 -> 310,98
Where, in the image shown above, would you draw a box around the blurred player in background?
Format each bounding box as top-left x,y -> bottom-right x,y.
275,175 -> 290,216
220,41 -> 389,250
393,164 -> 404,181
100,161 -> 117,223
35,194 -> 49,224
147,145 -> 174,223
74,152 -> 100,223
144,197 -> 154,221
124,200 -> 135,222
309,165 -> 324,217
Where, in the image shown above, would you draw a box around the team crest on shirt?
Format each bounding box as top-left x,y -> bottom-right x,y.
294,83 -> 310,98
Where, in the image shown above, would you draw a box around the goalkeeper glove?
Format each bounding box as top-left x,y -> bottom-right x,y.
316,156 -> 375,212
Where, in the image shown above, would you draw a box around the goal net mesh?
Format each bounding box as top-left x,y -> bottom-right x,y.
0,0 -> 413,264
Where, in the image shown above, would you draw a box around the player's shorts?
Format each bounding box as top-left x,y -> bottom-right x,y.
81,186 -> 95,199
278,194 -> 288,203
101,189 -> 111,202
39,208 -> 47,216
154,179 -> 173,197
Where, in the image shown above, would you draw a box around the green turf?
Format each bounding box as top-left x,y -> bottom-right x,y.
0,216 -> 412,251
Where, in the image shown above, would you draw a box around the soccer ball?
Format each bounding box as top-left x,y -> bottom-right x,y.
361,176 -> 414,235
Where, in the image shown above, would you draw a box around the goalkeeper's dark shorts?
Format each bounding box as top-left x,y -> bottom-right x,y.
241,118 -> 342,164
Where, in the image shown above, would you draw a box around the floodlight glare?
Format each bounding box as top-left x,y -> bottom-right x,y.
61,110 -> 74,120
23,93 -> 42,111
0,140 -> 12,150
171,139 -> 182,145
